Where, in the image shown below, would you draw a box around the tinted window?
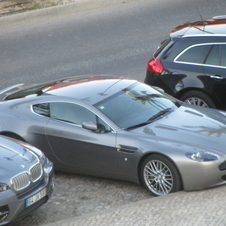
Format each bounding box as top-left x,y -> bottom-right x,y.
95,82 -> 179,129
205,45 -> 220,66
221,45 -> 226,67
50,102 -> 95,125
154,38 -> 173,58
33,103 -> 50,117
50,102 -> 111,130
176,44 -> 211,64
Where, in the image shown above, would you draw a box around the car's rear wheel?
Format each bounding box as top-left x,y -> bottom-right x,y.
181,90 -> 216,108
141,154 -> 182,196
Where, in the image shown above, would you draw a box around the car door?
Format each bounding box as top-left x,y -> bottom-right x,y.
203,44 -> 226,109
159,44 -> 212,96
45,102 -> 118,175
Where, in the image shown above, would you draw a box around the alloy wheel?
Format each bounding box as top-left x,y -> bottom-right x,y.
184,97 -> 209,107
143,160 -> 173,196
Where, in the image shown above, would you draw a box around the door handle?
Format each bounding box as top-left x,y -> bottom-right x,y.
49,129 -> 63,134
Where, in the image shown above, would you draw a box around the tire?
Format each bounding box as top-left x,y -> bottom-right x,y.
141,154 -> 182,196
181,90 -> 216,108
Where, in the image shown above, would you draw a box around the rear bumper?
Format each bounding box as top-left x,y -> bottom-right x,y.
144,71 -> 160,85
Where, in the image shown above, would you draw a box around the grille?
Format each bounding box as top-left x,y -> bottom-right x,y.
11,172 -> 30,191
30,163 -> 42,182
11,163 -> 43,191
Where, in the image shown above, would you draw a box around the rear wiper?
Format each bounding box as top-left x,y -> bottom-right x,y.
126,108 -> 172,130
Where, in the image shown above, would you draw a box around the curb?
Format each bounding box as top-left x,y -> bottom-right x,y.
0,0 -> 135,23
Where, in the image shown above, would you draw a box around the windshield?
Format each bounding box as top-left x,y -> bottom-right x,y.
95,82 -> 180,129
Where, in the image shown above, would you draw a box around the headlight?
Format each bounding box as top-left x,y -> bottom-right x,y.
0,183 -> 9,192
186,151 -> 220,162
22,143 -> 46,163
44,160 -> 53,175
27,146 -> 46,163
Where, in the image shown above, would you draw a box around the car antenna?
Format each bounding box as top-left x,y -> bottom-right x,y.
196,6 -> 204,21
196,7 -> 208,26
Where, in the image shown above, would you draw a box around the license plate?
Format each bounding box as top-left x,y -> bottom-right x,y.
25,188 -> 47,207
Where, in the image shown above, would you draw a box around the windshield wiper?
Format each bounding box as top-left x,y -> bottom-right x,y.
126,108 -> 172,130
126,121 -> 152,130
148,108 -> 172,121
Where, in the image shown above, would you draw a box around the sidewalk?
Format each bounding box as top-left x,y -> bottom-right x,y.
0,0 -> 136,23
41,185 -> 226,226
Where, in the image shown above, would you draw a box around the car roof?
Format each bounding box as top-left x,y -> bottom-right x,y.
170,17 -> 226,39
4,75 -> 137,105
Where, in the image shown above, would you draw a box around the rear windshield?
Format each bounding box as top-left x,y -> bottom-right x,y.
154,38 -> 173,58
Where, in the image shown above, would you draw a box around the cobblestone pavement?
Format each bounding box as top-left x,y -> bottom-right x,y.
40,185 -> 226,226
12,172 -> 152,226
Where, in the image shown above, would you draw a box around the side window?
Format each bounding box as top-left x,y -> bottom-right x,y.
176,44 -> 211,64
33,103 -> 50,117
97,117 -> 112,131
221,45 -> 226,67
50,102 -> 95,125
205,45 -> 220,66
49,102 -> 112,131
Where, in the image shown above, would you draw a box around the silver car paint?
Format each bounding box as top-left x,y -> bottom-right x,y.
0,75 -> 226,192
0,136 -> 54,225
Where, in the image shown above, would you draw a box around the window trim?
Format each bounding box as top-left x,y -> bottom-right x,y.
31,103 -> 50,118
31,101 -> 114,132
174,42 -> 226,69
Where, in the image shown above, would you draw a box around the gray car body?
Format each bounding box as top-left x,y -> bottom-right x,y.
0,75 -> 226,192
0,135 -> 54,225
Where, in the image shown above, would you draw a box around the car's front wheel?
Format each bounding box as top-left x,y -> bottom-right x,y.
181,90 -> 216,108
141,154 -> 182,196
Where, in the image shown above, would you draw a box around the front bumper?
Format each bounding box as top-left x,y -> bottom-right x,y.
0,161 -> 54,225
178,157 -> 226,191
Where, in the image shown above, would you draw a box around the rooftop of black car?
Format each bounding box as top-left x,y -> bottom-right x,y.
170,18 -> 226,39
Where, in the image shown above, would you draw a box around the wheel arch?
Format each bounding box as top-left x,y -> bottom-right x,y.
176,87 -> 211,100
0,131 -> 25,142
137,152 -> 184,190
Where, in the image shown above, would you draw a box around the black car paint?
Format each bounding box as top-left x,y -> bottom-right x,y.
145,19 -> 226,110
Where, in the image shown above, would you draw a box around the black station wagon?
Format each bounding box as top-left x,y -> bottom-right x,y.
145,16 -> 226,110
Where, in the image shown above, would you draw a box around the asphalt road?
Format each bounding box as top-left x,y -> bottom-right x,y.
1,0 -> 226,90
2,0 -> 226,225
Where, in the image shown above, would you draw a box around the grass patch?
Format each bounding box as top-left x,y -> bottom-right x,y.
11,0 -> 61,10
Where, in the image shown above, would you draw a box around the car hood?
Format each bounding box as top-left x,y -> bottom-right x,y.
132,104 -> 226,153
0,140 -> 39,180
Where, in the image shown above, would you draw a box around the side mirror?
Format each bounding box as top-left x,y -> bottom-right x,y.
82,121 -> 97,131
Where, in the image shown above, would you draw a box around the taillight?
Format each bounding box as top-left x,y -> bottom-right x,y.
147,58 -> 164,73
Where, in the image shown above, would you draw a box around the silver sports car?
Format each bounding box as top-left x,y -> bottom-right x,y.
0,75 -> 226,196
0,135 -> 54,225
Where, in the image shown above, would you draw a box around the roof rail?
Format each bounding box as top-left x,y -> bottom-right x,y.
212,15 -> 226,19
